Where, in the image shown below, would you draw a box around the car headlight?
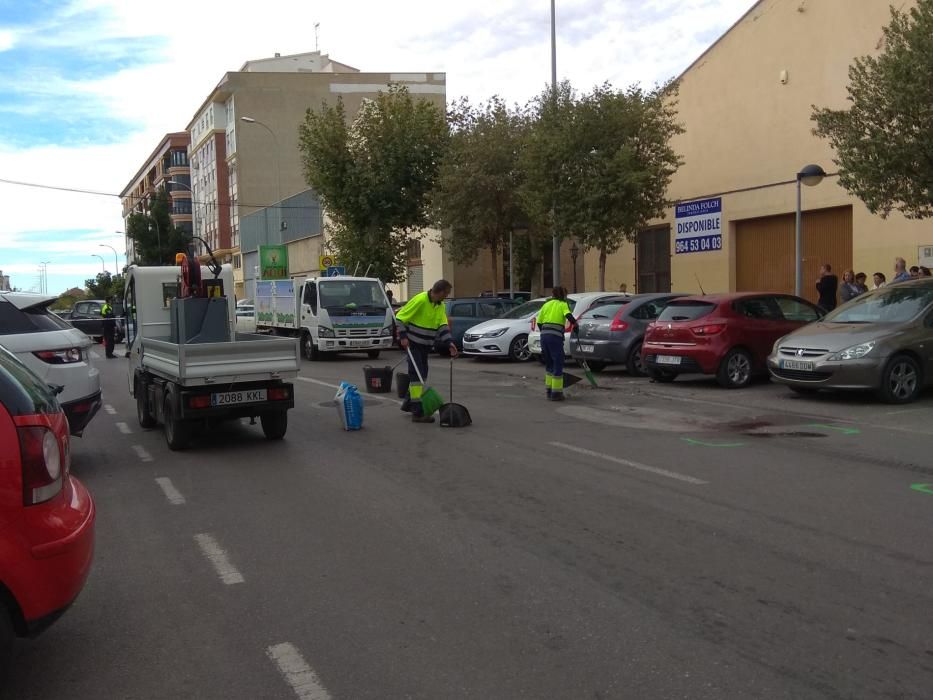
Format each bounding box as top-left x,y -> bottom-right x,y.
380,326 -> 392,337
481,328 -> 507,338
829,341 -> 875,361
319,327 -> 335,338
772,337 -> 785,355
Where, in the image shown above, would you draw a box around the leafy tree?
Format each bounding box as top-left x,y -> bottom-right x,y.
126,186 -> 192,265
521,81 -> 683,290
84,272 -> 125,301
299,85 -> 448,284
812,0 -> 933,219
432,97 -> 527,295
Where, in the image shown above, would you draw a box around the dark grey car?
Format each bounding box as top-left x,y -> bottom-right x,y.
569,293 -> 685,375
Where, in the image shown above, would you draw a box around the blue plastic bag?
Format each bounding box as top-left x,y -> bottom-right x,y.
335,381 -> 363,431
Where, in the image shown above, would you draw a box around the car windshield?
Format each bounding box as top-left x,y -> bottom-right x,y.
657,301 -> 716,322
825,286 -> 933,324
318,280 -> 388,311
501,300 -> 546,319
582,301 -> 629,319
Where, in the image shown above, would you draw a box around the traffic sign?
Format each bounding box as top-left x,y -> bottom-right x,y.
326,266 -> 346,277
319,255 -> 336,269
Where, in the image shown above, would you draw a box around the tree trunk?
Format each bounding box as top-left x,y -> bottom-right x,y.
598,247 -> 607,292
489,245 -> 499,296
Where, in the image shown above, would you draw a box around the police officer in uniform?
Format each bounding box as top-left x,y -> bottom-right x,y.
101,296 -> 117,359
396,280 -> 457,423
536,287 -> 576,401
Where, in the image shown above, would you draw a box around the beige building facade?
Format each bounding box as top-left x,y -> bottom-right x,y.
586,0 -> 928,306
186,52 -> 451,301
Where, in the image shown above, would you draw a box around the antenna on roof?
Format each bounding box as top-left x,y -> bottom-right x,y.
314,23 -> 320,53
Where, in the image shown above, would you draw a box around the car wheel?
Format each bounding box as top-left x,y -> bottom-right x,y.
163,394 -> 189,451
367,350 -> 381,360
0,605 -> 15,681
626,342 -> 647,377
717,348 -> 753,389
302,332 -> 319,361
877,354 -> 922,404
509,334 -> 532,362
136,378 -> 156,429
648,368 -> 677,383
261,411 -> 288,440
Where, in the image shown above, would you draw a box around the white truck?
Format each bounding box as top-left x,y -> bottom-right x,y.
255,275 -> 394,360
125,263 -> 300,450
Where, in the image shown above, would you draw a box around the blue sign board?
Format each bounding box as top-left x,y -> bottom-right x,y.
326,266 -> 346,277
675,197 -> 722,254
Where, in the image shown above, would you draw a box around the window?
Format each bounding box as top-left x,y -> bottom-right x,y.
449,303 -> 475,317
501,300 -> 545,319
0,300 -> 35,332
582,302 -> 628,320
478,302 -> 502,317
303,282 -> 317,313
735,297 -> 781,321
631,299 -> 670,320
407,240 -> 422,261
774,297 -> 822,322
826,287 -> 933,324
658,301 -> 716,322
125,278 -> 137,347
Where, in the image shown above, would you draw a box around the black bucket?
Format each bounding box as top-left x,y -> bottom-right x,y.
396,372 -> 410,398
363,366 -> 393,394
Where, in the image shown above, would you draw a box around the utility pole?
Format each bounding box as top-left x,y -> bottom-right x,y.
550,0 -> 561,288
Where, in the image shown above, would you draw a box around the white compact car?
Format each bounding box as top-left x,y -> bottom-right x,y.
0,292 -> 101,436
528,292 -> 630,358
461,298 -> 548,362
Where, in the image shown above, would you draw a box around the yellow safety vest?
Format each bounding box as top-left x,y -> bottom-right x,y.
536,299 -> 571,338
396,292 -> 453,346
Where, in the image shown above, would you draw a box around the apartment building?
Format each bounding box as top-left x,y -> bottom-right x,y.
186,50 -> 451,301
119,132 -> 193,263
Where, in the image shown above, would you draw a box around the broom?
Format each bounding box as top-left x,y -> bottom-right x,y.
404,346 -> 444,417
571,325 -> 599,388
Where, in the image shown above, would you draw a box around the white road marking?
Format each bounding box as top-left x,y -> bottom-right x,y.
885,406 -> 928,415
155,477 -> 186,505
194,533 -> 244,585
116,421 -> 131,434
104,404 -> 117,415
296,375 -> 401,404
549,441 -> 708,485
266,643 -> 332,700
131,444 -> 153,462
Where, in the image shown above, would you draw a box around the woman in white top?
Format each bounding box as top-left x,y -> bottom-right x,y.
872,272 -> 887,290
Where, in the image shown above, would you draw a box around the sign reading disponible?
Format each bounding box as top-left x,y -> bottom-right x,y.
259,245 -> 289,280
675,197 -> 722,254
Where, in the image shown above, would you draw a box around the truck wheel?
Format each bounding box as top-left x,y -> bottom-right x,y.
136,378 -> 156,429
163,395 -> 189,451
302,333 -> 320,361
367,350 -> 381,360
261,411 -> 287,440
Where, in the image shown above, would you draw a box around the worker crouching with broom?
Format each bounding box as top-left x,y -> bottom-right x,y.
537,286 -> 576,401
397,279 -> 458,423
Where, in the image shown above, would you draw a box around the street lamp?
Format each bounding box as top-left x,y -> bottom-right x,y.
91,254 -> 106,274
570,242 -> 579,293
39,261 -> 51,294
240,116 -> 283,240
794,164 -> 826,296
99,244 -> 119,274
550,0 -> 560,288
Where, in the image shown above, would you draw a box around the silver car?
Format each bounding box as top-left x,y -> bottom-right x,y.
768,280 -> 933,403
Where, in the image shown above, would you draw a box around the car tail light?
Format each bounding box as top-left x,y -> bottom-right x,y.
691,324 -> 725,336
18,426 -> 63,506
610,311 -> 629,333
189,395 -> 211,409
269,387 -> 290,401
33,348 -> 82,364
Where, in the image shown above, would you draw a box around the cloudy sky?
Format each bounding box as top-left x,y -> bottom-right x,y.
0,0 -> 754,294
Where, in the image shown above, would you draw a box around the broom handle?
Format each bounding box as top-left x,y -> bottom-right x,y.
405,345 -> 427,385
449,357 -> 453,402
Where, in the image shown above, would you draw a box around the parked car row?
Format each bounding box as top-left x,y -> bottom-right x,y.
455,279 -> 933,404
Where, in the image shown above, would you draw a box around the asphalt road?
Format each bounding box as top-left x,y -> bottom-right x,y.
5,344 -> 933,699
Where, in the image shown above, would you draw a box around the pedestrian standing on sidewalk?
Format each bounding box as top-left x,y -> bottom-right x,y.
892,258 -> 911,283
101,297 -> 116,359
854,272 -> 869,295
396,280 -> 457,424
536,287 -> 577,402
840,270 -> 862,303
815,264 -> 839,312
872,272 -> 886,290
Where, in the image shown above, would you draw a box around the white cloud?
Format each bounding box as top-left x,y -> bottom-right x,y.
0,30 -> 14,52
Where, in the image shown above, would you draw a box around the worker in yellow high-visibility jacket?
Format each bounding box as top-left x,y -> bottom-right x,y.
396,280 -> 457,423
536,286 -> 576,401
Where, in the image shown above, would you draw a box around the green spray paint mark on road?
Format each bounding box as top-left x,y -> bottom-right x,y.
806,423 -> 861,436
910,483 -> 933,496
682,438 -> 745,448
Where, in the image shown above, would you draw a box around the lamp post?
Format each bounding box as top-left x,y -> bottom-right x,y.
794,164 -> 826,296
99,244 -> 119,274
91,254 -> 106,274
550,0 -> 560,288
40,261 -> 51,294
240,117 -> 283,242
570,242 -> 579,293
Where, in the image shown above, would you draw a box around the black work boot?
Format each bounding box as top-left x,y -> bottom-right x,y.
400,398 -> 412,413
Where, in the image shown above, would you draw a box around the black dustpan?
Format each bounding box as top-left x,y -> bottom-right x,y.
439,358 -> 471,428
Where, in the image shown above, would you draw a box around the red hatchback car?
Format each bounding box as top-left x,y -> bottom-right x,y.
643,293 -> 824,388
0,346 -> 95,673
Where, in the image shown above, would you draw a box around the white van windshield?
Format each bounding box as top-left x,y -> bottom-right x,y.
318,280 -> 388,312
